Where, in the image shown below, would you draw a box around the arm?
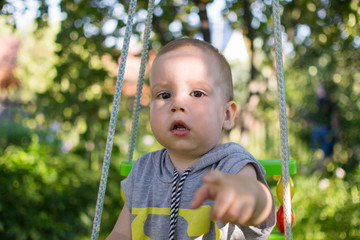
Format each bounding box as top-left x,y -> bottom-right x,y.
190,164 -> 273,226
106,202 -> 132,240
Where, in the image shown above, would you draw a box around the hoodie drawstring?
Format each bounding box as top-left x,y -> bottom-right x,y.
169,168 -> 192,240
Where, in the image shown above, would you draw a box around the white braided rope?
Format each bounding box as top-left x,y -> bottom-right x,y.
127,0 -> 155,163
169,169 -> 192,240
90,0 -> 138,239
272,0 -> 292,239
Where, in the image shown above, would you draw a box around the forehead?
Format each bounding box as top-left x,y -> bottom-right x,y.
155,45 -> 213,64
150,46 -> 230,100
151,46 -> 218,79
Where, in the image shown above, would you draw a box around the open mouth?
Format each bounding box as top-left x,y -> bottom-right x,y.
173,124 -> 188,131
171,121 -> 189,130
170,121 -> 190,136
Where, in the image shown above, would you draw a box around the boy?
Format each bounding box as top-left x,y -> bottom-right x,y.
107,38 -> 275,239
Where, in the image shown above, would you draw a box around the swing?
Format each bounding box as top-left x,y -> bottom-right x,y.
90,0 -> 296,239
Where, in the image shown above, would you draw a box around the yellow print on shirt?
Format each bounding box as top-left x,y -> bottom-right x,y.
132,205 -> 221,239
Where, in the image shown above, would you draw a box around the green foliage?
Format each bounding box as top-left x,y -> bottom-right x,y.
0,121 -> 32,149
291,172 -> 360,239
0,135 -> 96,239
1,0 -> 360,239
0,122 -> 128,239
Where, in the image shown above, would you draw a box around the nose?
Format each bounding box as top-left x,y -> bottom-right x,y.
170,95 -> 186,113
171,104 -> 185,112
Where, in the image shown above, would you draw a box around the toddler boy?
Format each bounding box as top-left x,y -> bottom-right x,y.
107,38 -> 275,239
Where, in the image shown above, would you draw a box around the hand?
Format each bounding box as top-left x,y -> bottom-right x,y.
190,170 -> 256,225
190,169 -> 268,226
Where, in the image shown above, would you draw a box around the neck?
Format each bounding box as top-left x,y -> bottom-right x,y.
167,151 -> 199,175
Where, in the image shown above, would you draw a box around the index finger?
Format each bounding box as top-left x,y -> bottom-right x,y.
190,170 -> 224,209
190,184 -> 211,209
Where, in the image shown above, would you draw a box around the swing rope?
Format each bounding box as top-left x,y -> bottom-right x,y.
90,0 -> 292,239
89,0 -> 135,234
126,0 -> 155,163
90,0 -> 155,238
272,0 -> 292,239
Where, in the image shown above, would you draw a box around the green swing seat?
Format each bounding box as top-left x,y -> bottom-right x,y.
120,158 -> 297,240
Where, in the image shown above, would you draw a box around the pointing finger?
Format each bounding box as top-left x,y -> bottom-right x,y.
190,184 -> 211,209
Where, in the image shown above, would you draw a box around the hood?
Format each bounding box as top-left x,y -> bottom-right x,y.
153,142 -> 264,183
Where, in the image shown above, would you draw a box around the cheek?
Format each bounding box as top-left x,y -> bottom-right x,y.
194,106 -> 223,128
149,102 -> 158,119
149,115 -> 159,138
149,105 -> 164,131
149,106 -> 156,126
149,109 -> 158,127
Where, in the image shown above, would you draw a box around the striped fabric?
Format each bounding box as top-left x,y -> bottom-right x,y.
169,168 -> 192,240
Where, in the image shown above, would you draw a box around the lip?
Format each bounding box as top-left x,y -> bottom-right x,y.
170,120 -> 190,136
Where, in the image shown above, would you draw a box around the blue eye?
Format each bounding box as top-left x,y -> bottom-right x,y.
158,92 -> 171,99
191,91 -> 204,97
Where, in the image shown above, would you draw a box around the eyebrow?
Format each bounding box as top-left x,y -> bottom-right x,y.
189,80 -> 215,91
186,79 -> 212,88
150,81 -> 169,90
150,78 -> 213,92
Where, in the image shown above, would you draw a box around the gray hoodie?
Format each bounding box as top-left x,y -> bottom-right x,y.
122,142 -> 275,239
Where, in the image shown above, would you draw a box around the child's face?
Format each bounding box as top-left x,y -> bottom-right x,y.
150,46 -> 235,159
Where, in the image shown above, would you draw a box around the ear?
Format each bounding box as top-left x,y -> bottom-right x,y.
222,100 -> 237,130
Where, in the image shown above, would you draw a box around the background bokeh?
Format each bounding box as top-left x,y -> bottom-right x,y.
0,0 -> 359,239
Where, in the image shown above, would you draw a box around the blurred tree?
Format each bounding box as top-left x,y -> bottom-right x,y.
1,0 -> 360,239
223,0 -> 360,172
0,134 -> 97,239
